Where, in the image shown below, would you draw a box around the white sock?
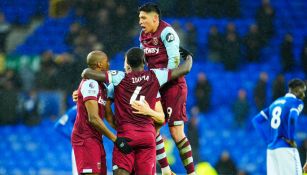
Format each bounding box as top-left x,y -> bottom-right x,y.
187,172 -> 196,175
161,166 -> 171,174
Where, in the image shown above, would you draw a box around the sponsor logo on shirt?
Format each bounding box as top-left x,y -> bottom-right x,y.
144,47 -> 159,54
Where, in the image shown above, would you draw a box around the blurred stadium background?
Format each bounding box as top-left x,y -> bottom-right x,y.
0,0 -> 307,174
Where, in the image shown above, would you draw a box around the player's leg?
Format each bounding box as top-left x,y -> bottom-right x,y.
169,125 -> 195,175
112,131 -> 135,175
163,83 -> 195,175
135,131 -> 156,175
73,138 -> 107,175
155,124 -> 173,175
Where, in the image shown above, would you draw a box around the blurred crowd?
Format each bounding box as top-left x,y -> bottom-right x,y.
0,0 -> 306,128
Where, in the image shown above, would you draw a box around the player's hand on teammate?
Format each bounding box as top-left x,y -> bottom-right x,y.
282,137 -> 297,148
131,100 -> 151,116
115,137 -> 133,154
81,68 -> 90,79
179,46 -> 193,60
72,90 -> 78,102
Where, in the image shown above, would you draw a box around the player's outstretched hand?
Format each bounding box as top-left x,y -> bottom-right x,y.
72,90 -> 78,102
115,137 -> 132,154
131,100 -> 151,116
179,46 -> 193,60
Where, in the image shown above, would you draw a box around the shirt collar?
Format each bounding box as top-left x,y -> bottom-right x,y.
285,93 -> 296,98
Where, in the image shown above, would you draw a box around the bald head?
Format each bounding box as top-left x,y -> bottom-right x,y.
87,51 -> 108,70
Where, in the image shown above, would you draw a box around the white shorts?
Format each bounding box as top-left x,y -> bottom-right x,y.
267,148 -> 302,175
72,149 -> 78,175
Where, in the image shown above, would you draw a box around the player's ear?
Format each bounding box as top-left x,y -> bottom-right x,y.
152,13 -> 159,23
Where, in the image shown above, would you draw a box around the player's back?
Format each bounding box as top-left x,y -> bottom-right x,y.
113,70 -> 161,134
267,94 -> 303,149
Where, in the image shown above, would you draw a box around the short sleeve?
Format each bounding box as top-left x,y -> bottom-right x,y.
105,70 -> 125,86
152,69 -> 171,87
161,27 -> 180,69
80,79 -> 99,101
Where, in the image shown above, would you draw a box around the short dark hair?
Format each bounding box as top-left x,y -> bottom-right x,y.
138,2 -> 161,16
125,47 -> 145,68
288,78 -> 306,89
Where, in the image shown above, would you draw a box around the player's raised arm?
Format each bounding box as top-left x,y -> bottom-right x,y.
170,47 -> 193,80
82,68 -> 106,82
161,26 -> 180,69
131,99 -> 165,125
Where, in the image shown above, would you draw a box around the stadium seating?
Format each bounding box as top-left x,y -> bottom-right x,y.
1,0 -> 307,174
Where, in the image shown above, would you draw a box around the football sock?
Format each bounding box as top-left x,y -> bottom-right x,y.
156,133 -> 171,172
176,137 -> 195,174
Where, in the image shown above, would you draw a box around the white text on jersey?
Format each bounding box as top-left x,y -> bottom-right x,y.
144,47 -> 159,54
132,75 -> 149,84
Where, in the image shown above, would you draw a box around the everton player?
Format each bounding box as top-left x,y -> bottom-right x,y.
72,51 -> 132,175
54,105 -> 78,175
253,79 -> 306,175
82,47 -> 193,174
138,3 -> 195,174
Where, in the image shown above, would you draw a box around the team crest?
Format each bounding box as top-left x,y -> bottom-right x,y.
152,37 -> 159,45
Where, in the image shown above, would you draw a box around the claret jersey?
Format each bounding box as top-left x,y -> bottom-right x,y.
105,69 -> 171,134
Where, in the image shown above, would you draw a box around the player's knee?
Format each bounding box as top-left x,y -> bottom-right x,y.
169,125 -> 185,142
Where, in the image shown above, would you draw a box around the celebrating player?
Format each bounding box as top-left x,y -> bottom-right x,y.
138,3 -> 195,174
82,47 -> 193,174
72,51 -> 132,175
253,78 -> 306,175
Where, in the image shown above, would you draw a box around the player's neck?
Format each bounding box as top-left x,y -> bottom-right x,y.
131,67 -> 144,72
152,20 -> 160,33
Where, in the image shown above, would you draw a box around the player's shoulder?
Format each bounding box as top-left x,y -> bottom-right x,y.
81,79 -> 99,90
161,26 -> 178,44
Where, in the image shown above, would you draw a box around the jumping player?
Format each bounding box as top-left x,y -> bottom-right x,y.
253,78 -> 306,175
138,3 -> 195,174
